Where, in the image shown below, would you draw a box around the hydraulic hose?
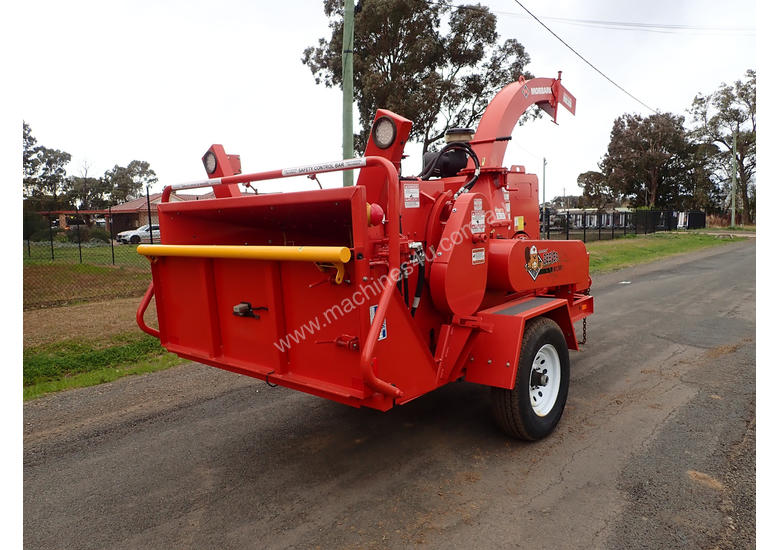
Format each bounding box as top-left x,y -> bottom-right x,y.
410,252 -> 425,318
418,142 -> 481,192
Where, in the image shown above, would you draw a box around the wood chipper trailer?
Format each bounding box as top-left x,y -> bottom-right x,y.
136,73 -> 593,440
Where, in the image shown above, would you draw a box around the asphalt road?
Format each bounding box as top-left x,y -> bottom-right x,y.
24,240 -> 756,549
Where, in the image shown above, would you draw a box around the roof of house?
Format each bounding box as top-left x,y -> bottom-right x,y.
110,190 -> 258,213
110,193 -> 163,213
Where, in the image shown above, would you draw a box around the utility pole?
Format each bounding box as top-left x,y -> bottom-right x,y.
542,157 -> 547,209
731,131 -> 737,227
542,157 -> 547,234
342,0 -> 355,187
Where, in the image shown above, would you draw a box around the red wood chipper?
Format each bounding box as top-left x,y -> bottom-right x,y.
136,73 -> 593,440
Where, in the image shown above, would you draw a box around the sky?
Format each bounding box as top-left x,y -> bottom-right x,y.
17,0 -> 757,201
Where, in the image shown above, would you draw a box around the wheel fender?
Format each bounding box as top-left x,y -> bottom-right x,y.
463,298 -> 576,389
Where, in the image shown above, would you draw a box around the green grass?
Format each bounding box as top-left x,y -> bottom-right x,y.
24,262 -> 151,309
586,232 -> 742,274
692,225 -> 756,233
23,241 -> 148,267
23,331 -> 185,401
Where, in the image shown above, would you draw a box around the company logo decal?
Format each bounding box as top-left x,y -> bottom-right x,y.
525,246 -> 561,281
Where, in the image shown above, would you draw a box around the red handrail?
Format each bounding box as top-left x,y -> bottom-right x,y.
136,282 -> 160,338
360,270 -> 403,398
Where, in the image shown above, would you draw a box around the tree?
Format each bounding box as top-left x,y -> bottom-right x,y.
577,170 -> 615,210
67,161 -> 112,211
682,142 -> 721,212
303,0 -> 534,153
689,69 -> 756,222
23,122 -> 40,189
105,160 -> 158,204
550,195 -> 583,209
24,150 -> 73,211
597,112 -> 692,209
23,122 -> 73,210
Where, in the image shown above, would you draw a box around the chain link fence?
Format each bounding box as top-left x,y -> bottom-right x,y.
23,192 -> 159,310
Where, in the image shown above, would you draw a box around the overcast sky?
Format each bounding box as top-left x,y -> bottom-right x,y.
20,0 -> 756,200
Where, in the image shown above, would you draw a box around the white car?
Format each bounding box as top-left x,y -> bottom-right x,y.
116,224 -> 160,244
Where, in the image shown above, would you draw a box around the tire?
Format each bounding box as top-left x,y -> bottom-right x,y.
491,317 -> 570,440
130,235 -> 141,244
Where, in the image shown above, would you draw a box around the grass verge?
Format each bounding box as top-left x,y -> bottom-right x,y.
23,262 -> 150,310
23,331 -> 185,401
691,225 -> 756,233
23,241 -> 149,267
586,232 -> 743,274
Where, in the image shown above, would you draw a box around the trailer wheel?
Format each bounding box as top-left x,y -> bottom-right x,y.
491,317 -> 570,440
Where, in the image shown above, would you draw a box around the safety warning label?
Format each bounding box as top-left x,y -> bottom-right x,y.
472,247 -> 486,265
404,183 -> 420,208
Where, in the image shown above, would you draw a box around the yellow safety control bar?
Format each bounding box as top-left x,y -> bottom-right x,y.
137,244 -> 351,283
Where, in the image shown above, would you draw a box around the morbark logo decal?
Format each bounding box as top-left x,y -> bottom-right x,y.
525,246 -> 561,281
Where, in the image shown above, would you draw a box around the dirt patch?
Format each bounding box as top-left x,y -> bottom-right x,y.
24,296 -> 158,348
704,343 -> 742,359
687,470 -> 725,491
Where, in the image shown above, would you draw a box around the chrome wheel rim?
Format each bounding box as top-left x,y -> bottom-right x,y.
529,344 -> 561,417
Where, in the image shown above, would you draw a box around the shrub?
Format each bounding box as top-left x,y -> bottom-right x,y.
88,228 -> 110,243
23,210 -> 49,240
66,226 -> 90,243
29,229 -> 53,242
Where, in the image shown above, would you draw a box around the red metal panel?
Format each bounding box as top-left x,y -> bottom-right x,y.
211,259 -> 286,373
370,291 -> 440,405
430,193 -> 489,316
570,294 -> 594,322
507,170 -> 540,239
280,261 -> 363,391
463,313 -> 524,389
154,257 -> 219,357
487,239 -> 590,293
464,296 -> 571,389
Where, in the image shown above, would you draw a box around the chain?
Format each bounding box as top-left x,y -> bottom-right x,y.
579,287 -> 590,345
581,317 -> 587,345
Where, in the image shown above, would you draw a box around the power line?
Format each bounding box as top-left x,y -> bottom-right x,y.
427,0 -> 726,113
540,16 -> 754,34
507,0 -> 660,114
515,142 -> 543,161
433,2 -> 754,35
538,19 -> 754,36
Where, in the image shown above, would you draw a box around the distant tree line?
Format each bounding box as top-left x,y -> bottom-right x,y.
577,70 -> 755,223
22,122 -> 158,212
